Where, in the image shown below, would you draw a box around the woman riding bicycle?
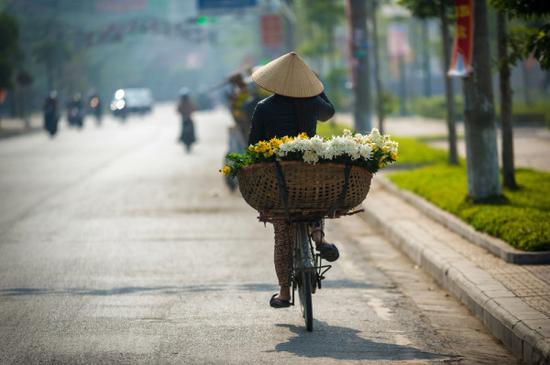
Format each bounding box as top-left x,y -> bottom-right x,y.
248,52 -> 340,308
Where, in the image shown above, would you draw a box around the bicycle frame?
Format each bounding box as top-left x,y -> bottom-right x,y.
290,222 -> 332,305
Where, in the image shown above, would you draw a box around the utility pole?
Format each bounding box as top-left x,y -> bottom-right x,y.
462,0 -> 501,200
370,0 -> 384,133
347,0 -> 372,133
421,19 -> 431,97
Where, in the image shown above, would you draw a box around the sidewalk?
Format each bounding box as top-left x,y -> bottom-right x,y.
361,177 -> 550,364
0,114 -> 42,139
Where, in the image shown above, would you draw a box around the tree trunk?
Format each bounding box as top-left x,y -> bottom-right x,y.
521,61 -> 531,105
347,0 -> 372,133
439,1 -> 458,165
398,55 -> 407,116
462,0 -> 501,201
497,12 -> 517,189
421,19 -> 432,97
371,0 -> 385,134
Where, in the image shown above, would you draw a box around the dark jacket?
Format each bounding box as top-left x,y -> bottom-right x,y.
248,92 -> 335,145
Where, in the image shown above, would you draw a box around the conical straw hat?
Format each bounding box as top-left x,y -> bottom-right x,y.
251,52 -> 324,98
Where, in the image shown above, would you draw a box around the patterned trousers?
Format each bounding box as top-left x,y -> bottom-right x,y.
273,221 -> 293,288
272,220 -> 323,288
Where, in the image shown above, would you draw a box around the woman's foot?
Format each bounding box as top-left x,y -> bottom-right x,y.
316,242 -> 340,262
270,294 -> 291,308
311,227 -> 340,262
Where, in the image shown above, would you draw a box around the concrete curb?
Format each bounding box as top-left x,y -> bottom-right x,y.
361,182 -> 550,364
376,177 -> 550,265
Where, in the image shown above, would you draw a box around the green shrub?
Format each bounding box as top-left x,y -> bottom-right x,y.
508,100 -> 550,127
411,96 -> 550,128
410,96 -> 464,121
389,166 -> 550,251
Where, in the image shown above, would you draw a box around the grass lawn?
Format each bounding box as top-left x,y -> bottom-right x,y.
389,153 -> 550,252
316,121 -> 350,138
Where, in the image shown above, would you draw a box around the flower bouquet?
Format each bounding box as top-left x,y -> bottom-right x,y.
221,129 -> 398,219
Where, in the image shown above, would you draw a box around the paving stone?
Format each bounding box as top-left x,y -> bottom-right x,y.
363,186 -> 550,363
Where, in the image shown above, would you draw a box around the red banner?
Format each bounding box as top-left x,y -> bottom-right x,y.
448,0 -> 474,77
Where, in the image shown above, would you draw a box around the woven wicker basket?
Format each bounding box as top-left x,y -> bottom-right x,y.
237,161 -> 373,220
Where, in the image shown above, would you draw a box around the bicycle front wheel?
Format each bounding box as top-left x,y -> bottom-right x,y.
299,270 -> 313,331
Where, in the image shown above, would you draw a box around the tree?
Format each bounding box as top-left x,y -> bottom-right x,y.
294,1 -> 344,76
491,0 -> 550,69
398,0 -> 458,164
295,0 -> 345,109
0,12 -> 19,90
32,39 -> 71,92
462,1 -> 501,200
496,11 -> 518,189
489,0 -> 550,189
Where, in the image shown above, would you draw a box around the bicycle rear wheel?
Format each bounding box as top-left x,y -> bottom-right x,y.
299,271 -> 313,331
295,223 -> 314,332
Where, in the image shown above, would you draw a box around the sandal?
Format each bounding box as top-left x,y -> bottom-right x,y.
316,242 -> 340,262
270,294 -> 291,308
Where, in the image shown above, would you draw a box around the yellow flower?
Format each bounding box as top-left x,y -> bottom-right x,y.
281,136 -> 294,143
391,151 -> 398,161
378,156 -> 387,168
220,165 -> 232,175
269,137 -> 282,149
297,132 -> 309,140
255,141 -> 270,153
248,145 -> 255,153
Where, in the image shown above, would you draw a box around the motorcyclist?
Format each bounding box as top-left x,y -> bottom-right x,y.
88,91 -> 102,125
177,88 -> 196,153
43,91 -> 59,137
67,93 -> 84,129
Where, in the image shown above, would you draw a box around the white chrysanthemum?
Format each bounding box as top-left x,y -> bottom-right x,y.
366,128 -> 384,147
358,144 -> 373,159
308,135 -> 327,155
302,150 -> 319,164
324,136 -> 359,160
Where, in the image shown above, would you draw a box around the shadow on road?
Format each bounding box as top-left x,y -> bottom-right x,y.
0,280 -> 384,297
272,323 -> 457,361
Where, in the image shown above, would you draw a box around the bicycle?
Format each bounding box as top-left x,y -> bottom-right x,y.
245,161 -> 371,332
290,222 -> 332,332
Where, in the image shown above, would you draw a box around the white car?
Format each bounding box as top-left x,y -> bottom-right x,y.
110,88 -> 154,116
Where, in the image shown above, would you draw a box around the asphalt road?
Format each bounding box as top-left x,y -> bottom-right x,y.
0,105 -> 517,364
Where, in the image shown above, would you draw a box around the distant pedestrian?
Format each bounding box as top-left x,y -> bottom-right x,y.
177,88 -> 196,153
43,91 -> 59,137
